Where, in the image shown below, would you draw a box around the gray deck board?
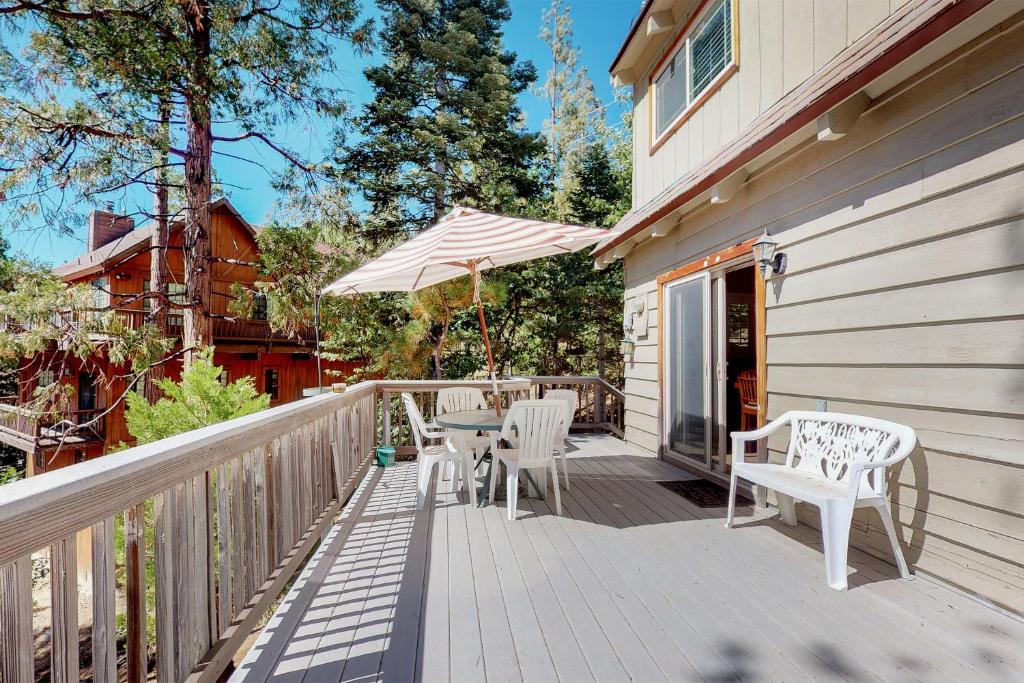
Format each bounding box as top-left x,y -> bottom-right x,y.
233,434 -> 1024,683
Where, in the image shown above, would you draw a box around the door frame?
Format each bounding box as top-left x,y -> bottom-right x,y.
660,270 -> 712,468
656,238 -> 767,483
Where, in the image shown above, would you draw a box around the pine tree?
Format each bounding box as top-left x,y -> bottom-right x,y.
342,0 -> 544,246
0,0 -> 370,357
489,0 -> 631,381
536,0 -> 605,220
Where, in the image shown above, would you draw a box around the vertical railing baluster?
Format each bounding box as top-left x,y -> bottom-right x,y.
0,556 -> 34,683
50,535 -> 78,683
125,503 -> 147,681
216,461 -> 233,636
154,489 -> 177,683
92,517 -> 117,683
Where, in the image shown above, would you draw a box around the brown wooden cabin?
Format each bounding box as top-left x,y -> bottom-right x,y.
0,199 -> 359,475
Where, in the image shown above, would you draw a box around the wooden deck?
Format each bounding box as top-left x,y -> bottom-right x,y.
232,434 -> 1024,682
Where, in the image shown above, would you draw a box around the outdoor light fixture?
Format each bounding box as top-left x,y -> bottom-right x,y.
752,229 -> 787,278
619,335 -> 636,358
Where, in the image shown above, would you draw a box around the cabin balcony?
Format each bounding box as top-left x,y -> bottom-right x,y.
0,398 -> 105,455
0,379 -> 1019,683
111,309 -> 314,346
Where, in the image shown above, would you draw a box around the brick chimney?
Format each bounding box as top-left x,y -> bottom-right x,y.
87,202 -> 135,251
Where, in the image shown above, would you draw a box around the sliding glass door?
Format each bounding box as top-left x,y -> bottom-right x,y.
663,272 -> 711,466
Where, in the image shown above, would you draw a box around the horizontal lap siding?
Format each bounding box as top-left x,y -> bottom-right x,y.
633,0 -> 902,208
623,14 -> 1024,610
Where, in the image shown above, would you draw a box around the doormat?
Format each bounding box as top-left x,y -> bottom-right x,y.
657,479 -> 748,508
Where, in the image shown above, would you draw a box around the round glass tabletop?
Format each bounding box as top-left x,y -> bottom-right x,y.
434,409 -> 505,432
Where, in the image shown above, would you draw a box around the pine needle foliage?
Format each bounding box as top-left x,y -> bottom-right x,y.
124,347 -> 269,445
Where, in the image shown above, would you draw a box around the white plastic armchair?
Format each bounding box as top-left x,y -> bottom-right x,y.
488,400 -> 565,520
725,411 -> 917,591
402,393 -> 474,509
436,386 -> 491,473
542,389 -> 577,490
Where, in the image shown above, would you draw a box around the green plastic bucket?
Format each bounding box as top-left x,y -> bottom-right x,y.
375,445 -> 396,467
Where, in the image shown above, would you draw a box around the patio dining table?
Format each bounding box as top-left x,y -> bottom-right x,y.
434,409 -> 544,507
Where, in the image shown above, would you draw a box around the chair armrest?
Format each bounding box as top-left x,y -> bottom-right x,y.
730,414 -> 791,445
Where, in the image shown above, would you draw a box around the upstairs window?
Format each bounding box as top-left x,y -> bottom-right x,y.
252,293 -> 268,321
142,281 -> 186,311
90,277 -> 110,311
652,0 -> 736,143
689,0 -> 733,100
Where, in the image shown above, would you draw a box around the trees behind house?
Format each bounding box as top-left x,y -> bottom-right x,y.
288,0 -> 632,382
0,0 -> 371,355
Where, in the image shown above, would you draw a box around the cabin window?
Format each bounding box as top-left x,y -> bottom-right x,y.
219,369 -> 230,388
252,293 -> 268,321
91,277 -> 110,311
652,0 -> 735,142
142,281 -> 186,311
263,368 -> 280,401
38,369 -> 56,387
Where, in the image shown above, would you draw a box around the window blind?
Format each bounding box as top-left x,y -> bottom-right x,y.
689,0 -> 732,101
655,52 -> 687,137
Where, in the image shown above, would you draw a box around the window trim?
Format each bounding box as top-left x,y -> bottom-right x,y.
649,0 -> 739,154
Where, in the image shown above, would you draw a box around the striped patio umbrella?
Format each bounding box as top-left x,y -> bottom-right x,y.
322,206 -> 611,413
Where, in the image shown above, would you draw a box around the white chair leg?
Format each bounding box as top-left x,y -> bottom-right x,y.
820,501 -> 854,591
875,502 -> 913,580
416,459 -> 433,510
488,458 -> 498,504
506,464 -> 519,521
777,493 -> 798,526
725,471 -> 739,528
558,445 -> 570,491
462,453 -> 475,500
550,462 -> 562,515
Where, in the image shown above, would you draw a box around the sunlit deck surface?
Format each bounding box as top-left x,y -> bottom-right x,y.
233,434 -> 1024,682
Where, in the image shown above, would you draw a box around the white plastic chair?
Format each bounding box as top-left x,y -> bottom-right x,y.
488,400 -> 564,520
436,386 -> 491,467
401,393 -> 474,510
542,389 -> 577,491
726,411 -> 916,590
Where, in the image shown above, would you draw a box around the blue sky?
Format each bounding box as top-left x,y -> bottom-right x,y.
4,0 -> 641,266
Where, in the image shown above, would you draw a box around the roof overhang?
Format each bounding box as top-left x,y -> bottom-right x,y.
54,197 -> 255,280
610,0 -> 702,85
596,0 -> 1009,264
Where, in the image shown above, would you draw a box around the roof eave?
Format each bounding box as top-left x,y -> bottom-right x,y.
595,0 -> 995,261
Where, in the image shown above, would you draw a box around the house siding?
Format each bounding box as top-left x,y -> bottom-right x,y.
632,0 -> 906,209
621,13 -> 1024,611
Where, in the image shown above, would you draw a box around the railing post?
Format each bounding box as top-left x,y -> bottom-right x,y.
595,380 -> 605,428
382,391 -> 391,446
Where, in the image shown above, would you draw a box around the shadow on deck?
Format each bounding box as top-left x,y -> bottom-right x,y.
233,434 -> 1024,683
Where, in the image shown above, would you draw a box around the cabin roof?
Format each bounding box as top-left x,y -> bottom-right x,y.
53,197 -> 256,279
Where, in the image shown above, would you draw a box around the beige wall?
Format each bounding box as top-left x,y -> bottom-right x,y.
621,14 -> 1024,611
632,0 -> 911,209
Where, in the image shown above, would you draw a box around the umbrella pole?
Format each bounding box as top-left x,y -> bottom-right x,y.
476,298 -> 502,417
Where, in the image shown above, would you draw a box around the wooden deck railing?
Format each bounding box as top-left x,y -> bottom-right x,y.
0,376 -> 623,682
112,309 -> 311,342
523,375 -> 626,438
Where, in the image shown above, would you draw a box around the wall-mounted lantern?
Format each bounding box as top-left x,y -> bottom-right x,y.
752,230 -> 787,278
619,335 -> 636,358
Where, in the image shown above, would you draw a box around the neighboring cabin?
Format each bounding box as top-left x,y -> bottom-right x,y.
597,0 -> 1023,612
0,198 -> 358,474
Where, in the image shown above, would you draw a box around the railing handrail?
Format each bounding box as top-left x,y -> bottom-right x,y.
511,374 -> 626,401
376,378 -> 531,392
0,383 -> 373,568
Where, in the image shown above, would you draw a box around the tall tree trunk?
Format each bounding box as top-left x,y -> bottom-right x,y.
146,99 -> 171,403
182,2 -> 214,362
